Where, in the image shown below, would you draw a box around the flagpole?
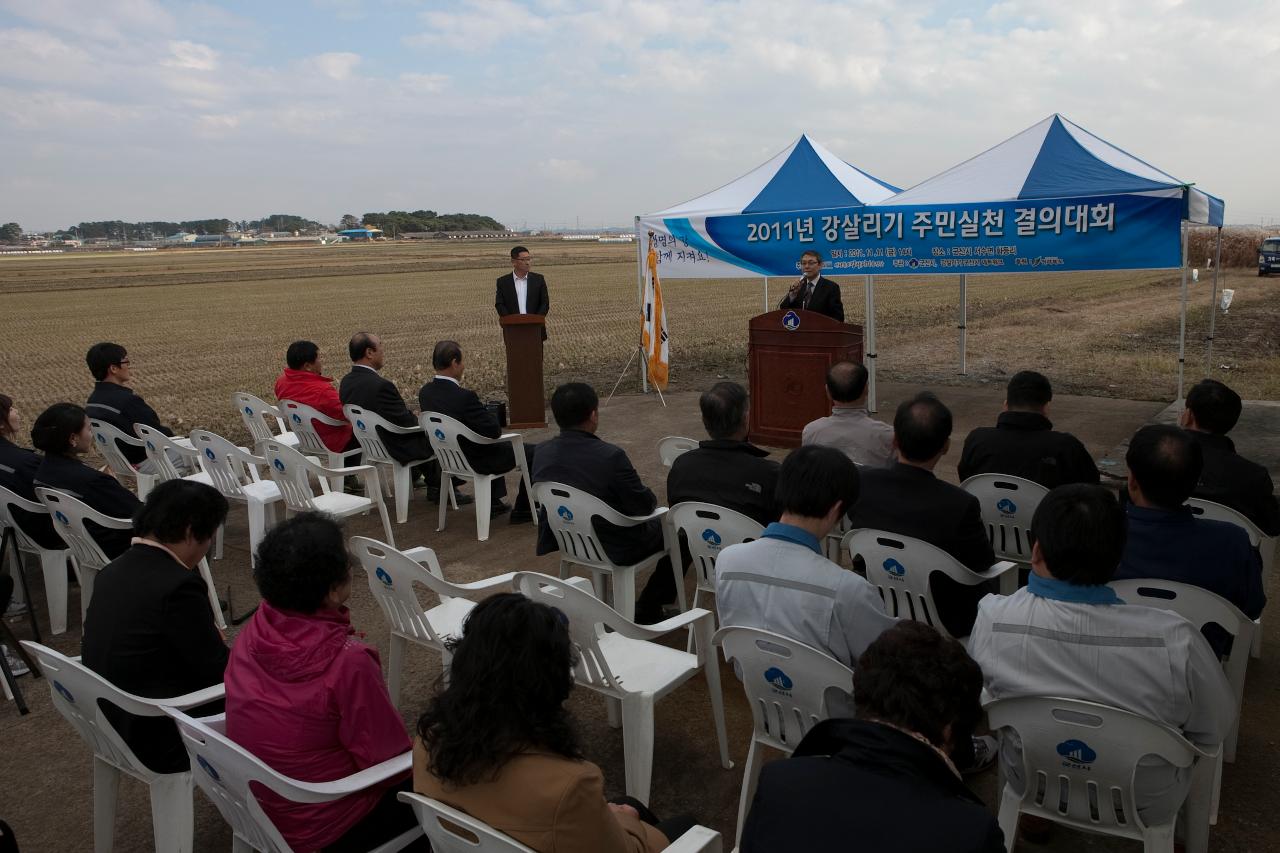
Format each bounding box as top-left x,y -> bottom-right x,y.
635,216 -> 648,393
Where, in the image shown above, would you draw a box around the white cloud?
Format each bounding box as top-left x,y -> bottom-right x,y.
539,158 -> 596,181
307,51 -> 362,81
163,40 -> 219,71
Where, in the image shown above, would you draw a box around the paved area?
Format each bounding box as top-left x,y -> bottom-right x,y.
1,382 -> 1276,852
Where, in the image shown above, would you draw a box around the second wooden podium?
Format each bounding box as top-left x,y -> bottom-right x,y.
500,314 -> 547,429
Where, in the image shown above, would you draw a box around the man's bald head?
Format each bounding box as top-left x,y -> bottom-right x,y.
826,360 -> 869,405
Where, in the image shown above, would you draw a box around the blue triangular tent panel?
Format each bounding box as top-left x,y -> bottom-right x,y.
743,136 -> 862,213
1020,116 -> 1173,199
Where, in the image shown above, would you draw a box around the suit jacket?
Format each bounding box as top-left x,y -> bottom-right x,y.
533,429 -> 664,566
496,271 -> 550,340
778,275 -> 844,322
418,377 -> 514,475
0,437 -> 63,549
848,462 -> 996,637
81,542 -> 229,773
338,365 -> 431,465
33,452 -> 140,559
958,411 -> 1100,488
414,740 -> 666,853
1187,431 -> 1280,536
86,381 -> 173,465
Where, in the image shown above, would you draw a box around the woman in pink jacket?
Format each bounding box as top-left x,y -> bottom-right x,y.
224,512 -> 426,852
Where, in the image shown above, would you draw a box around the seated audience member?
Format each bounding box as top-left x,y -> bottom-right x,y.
0,394 -> 63,549
416,593 -> 694,852
1181,378 -> 1279,535
31,403 -> 140,558
338,331 -> 435,476
635,382 -> 780,618
225,512 -> 425,853
1116,425 -> 1264,648
84,342 -> 178,471
957,370 -> 1099,487
801,360 -> 893,467
418,340 -> 534,522
742,622 -> 1003,853
273,340 -> 354,453
716,444 -> 896,672
81,480 -> 229,773
969,484 -> 1234,824
848,392 -> 996,637
533,382 -> 673,624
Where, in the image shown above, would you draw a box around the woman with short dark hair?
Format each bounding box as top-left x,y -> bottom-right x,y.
415,593 -> 692,852
224,512 -> 425,853
0,394 -> 63,550
31,402 -> 140,558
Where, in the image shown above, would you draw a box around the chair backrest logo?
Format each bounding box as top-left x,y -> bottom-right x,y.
96,433 -> 107,444
1056,738 -> 1097,767
204,448 -> 216,460
196,754 -> 221,782
375,566 -> 393,587
434,428 -> 446,441
243,406 -> 253,415
53,680 -> 75,704
763,666 -> 793,693
272,458 -> 285,472
557,505 -> 574,522
996,498 -> 1018,515
146,441 -> 155,451
291,413 -> 302,424
782,310 -> 800,331
883,557 -> 906,578
701,528 -> 722,549
356,420 -> 366,431
55,510 -> 70,525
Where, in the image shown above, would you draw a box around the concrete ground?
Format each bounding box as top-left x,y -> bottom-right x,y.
1,382 -> 1276,852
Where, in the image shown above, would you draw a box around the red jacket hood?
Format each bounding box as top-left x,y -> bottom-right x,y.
241,599 -> 358,683
275,368 -> 338,391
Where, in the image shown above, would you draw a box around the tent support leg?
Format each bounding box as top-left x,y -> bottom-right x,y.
1176,226 -> 1189,401
958,274 -> 968,375
763,277 -> 769,314
1206,227 -> 1222,375
865,275 -> 878,413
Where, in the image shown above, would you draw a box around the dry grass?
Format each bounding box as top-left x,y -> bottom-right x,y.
2,238 -> 1276,446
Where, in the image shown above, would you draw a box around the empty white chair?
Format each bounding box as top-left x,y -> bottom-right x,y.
280,399 -> 361,491
136,424 -> 222,559
986,695 -> 1216,853
344,405 -> 434,525
22,641 -> 226,853
190,429 -> 285,568
1186,497 -> 1274,659
349,536 -> 516,706
261,440 -> 395,547
0,485 -> 75,634
962,474 -> 1049,572
513,572 -> 731,805
166,709 -> 423,853
844,528 -> 1018,640
714,626 -> 854,847
232,392 -> 299,451
88,419 -> 157,498
421,411 -> 532,542
533,481 -> 678,621
398,791 -> 724,853
657,436 -> 699,467
666,502 -> 763,649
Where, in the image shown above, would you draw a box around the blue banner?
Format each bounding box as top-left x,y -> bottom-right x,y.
669,193 -> 1183,277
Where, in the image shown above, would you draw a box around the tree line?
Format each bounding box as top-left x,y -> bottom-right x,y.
353,210 -> 507,234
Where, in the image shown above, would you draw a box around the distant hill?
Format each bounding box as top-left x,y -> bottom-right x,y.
360,210 -> 506,234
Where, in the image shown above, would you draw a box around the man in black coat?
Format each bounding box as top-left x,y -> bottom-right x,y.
958,370 -> 1099,488
848,392 -> 996,638
495,245 -> 549,340
741,622 -> 1004,853
84,342 -> 178,468
81,480 -> 230,773
777,249 -> 844,322
418,340 -> 534,522
1181,378 -> 1279,535
338,332 -> 433,467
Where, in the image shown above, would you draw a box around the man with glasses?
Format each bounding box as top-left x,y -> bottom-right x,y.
495,245 -> 550,340
85,342 -> 182,472
778,249 -> 844,322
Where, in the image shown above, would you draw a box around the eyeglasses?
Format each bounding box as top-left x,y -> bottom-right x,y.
116,359 -> 131,366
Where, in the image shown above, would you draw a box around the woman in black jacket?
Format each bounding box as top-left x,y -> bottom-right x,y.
0,394 -> 63,549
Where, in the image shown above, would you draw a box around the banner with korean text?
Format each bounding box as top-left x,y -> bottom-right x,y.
637,192 -> 1184,279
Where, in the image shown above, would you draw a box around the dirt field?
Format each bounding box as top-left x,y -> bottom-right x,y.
0,239 -> 1276,443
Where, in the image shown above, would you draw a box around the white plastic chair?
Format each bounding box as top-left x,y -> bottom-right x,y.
22,641 -> 226,853
822,515 -> 854,565
714,626 -> 854,847
986,695 -> 1216,853
165,709 -> 423,853
344,405 -> 434,524
280,399 -> 362,491
349,536 -> 516,706
533,481 -> 678,621
666,502 -> 763,650
1186,497 -> 1274,660
421,411 -> 532,542
232,392 -> 299,452
398,791 -> 724,853
0,485 -> 75,634
88,419 -> 157,499
844,528 -> 1018,639
513,571 -> 732,805
658,435 -> 699,467
260,440 -> 395,547
136,424 -> 222,558
190,429 -> 285,568
962,474 -> 1049,567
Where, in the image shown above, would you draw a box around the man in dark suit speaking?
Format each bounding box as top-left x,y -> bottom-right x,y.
778,249 -> 844,322
495,245 -> 550,339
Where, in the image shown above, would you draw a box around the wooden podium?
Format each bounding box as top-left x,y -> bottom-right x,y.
500,314 -> 547,429
748,310 -> 863,448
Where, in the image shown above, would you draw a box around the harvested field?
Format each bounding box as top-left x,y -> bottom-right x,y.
1,239 -> 1276,445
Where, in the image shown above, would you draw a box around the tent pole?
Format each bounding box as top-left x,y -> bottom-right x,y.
763,277 -> 769,313
864,275 -> 878,413
1205,227 -> 1222,375
1176,225 -> 1189,401
635,217 -> 648,393
958,274 -> 968,375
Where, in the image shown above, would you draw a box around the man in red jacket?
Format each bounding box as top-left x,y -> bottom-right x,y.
273,340 -> 354,453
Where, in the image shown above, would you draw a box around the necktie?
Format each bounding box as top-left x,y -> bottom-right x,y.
803,280 -> 813,308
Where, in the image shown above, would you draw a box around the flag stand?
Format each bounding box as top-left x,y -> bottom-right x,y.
605,345 -> 666,408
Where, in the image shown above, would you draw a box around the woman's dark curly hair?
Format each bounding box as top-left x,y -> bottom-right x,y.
253,511 -> 350,613
417,593 -> 581,785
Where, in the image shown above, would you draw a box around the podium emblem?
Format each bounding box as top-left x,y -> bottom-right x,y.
782,310 -> 800,331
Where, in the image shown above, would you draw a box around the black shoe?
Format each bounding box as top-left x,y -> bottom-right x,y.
454,493 -> 474,507
490,501 -> 511,518
509,509 -> 533,524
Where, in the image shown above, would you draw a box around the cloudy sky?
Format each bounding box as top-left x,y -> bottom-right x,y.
1,0 -> 1276,231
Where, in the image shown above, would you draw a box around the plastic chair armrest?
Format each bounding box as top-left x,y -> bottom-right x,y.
305,411 -> 348,428
452,572 -> 518,593
161,683 -> 227,709
365,421 -> 425,436
286,751 -> 413,798
973,560 -> 1019,581
666,825 -> 723,853
403,546 -> 433,562
321,464 -> 376,476
617,607 -> 713,641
